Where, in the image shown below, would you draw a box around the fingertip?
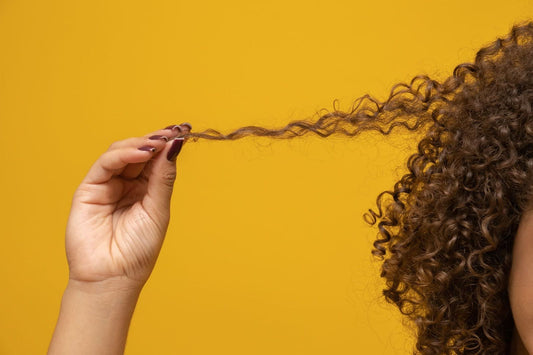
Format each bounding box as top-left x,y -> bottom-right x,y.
148,135 -> 169,142
138,146 -> 157,152
167,138 -> 184,162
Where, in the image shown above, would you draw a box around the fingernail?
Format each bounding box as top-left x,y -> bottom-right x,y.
164,125 -> 182,132
179,122 -> 192,130
167,138 -> 184,161
139,146 -> 156,152
149,135 -> 169,141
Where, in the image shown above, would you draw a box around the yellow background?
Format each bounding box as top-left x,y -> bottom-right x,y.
0,1 -> 531,354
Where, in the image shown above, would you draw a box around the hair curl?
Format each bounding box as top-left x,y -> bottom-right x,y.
181,20 -> 533,354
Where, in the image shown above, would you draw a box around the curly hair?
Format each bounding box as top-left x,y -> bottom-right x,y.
181,20 -> 533,354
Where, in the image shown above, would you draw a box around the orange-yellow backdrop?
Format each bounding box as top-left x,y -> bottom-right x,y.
1,1 -> 532,354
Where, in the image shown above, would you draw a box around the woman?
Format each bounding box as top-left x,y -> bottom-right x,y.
48,21 -> 533,355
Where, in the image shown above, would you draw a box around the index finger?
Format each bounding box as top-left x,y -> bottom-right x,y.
82,139 -> 160,185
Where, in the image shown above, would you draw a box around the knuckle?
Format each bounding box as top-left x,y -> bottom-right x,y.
161,170 -> 177,185
108,141 -> 120,150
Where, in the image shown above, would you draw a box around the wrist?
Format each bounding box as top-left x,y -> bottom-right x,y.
63,278 -> 143,321
48,278 -> 142,354
66,276 -> 145,296
63,277 -> 142,324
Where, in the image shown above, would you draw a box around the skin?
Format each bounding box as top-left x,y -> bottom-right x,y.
47,123 -> 532,354
48,124 -> 189,355
509,206 -> 533,355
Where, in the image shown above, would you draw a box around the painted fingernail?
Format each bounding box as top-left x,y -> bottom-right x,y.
164,125 -> 182,132
149,135 -> 169,141
179,122 -> 192,130
167,138 -> 184,161
139,146 -> 156,152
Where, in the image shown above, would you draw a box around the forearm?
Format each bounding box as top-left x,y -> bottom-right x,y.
48,279 -> 142,355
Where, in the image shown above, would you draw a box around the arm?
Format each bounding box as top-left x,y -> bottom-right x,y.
48,124 -> 191,355
509,207 -> 533,355
48,279 -> 141,355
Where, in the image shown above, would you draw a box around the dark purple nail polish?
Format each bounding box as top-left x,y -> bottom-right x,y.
149,135 -> 169,141
138,146 -> 156,152
167,138 -> 184,161
179,122 -> 192,130
163,125 -> 182,132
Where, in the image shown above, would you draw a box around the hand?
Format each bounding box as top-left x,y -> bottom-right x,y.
65,124 -> 191,289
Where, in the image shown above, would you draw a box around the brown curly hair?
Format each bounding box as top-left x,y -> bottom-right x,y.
181,20 -> 533,354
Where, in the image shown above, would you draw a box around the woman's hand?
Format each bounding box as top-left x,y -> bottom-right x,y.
49,125 -> 191,355
65,124 -> 191,289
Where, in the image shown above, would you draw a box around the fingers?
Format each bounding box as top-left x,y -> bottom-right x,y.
82,146 -> 158,185
141,123 -> 191,215
82,124 -> 191,185
119,136 -> 168,180
106,125 -> 184,152
119,124 -> 191,180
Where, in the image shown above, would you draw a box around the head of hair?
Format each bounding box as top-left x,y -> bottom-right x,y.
182,20 -> 533,354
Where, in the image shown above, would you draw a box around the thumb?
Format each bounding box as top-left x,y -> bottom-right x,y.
143,136 -> 186,217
